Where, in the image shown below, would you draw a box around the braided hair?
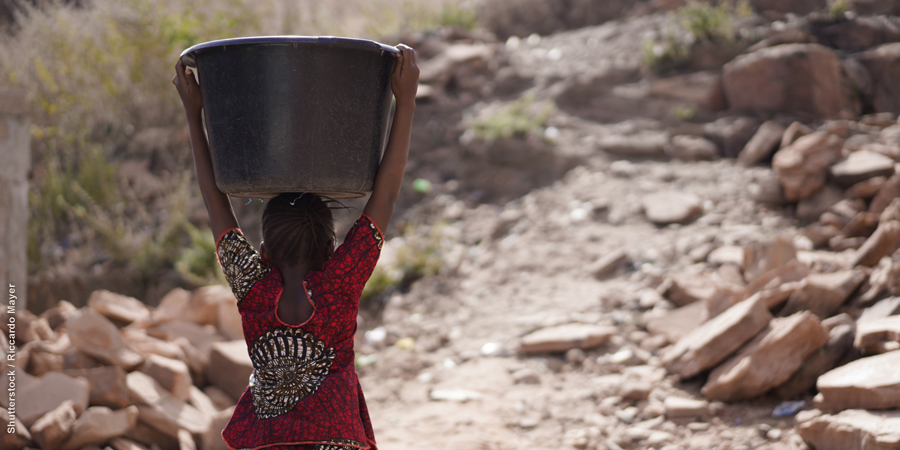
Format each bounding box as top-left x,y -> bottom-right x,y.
261,193 -> 337,269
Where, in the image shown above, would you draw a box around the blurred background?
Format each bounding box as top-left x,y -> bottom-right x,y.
3,0 -> 900,449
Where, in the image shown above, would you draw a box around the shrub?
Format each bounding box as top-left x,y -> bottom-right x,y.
470,94 -> 555,142
678,0 -> 734,44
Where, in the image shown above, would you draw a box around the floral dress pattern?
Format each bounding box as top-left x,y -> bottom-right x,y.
215,214 -> 383,450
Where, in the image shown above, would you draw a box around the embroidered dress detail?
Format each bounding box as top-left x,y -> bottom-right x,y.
217,229 -> 270,302
368,221 -> 383,250
248,327 -> 336,419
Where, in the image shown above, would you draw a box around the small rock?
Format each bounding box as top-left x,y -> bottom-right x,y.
663,296 -> 772,379
126,371 -> 172,406
18,371 -> 89,426
616,406 -> 639,424
30,400 -> 76,450
87,290 -> 150,324
707,246 -> 745,266
203,386 -> 236,410
668,135 -> 718,161
798,409 -> 900,450
429,388 -> 482,402
781,121 -> 813,148
647,301 -> 706,343
642,192 -> 703,225
702,311 -> 829,402
859,296 -> 900,323
65,309 -> 144,370
816,350 -> 900,411
741,236 -> 797,285
202,406 -> 235,450
563,428 -> 591,448
60,405 -> 139,450
855,316 -> 900,354
739,121 -> 786,166
136,396 -> 210,437
664,396 -> 709,419
122,421 -> 179,450
772,131 -> 843,201
619,381 -> 653,400
597,132 -> 669,157
780,270 -> 867,319
565,348 -> 586,364
108,437 -> 150,450
205,340 -> 253,401
140,354 -> 193,402
62,366 -> 130,409
518,324 -> 616,354
774,324 -> 854,399
704,116 -> 761,158
587,248 -> 628,278
151,288 -> 192,324
850,220 -> 900,267
188,386 -> 220,417
512,368 -> 541,384
830,150 -> 896,187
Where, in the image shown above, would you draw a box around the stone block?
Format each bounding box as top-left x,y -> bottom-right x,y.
702,311 -> 828,401
663,296 -> 771,379
518,324 -> 617,354
815,349 -> 900,411
205,340 -> 254,401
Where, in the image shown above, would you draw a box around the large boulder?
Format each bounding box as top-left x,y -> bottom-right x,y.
815,350 -> 900,411
799,409 -> 900,450
855,43 -> 900,114
662,296 -> 772,379
772,131 -> 843,201
701,311 -> 828,402
814,16 -> 900,51
723,44 -> 856,118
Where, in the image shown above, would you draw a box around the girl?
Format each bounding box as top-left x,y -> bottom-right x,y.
172,44 -> 419,450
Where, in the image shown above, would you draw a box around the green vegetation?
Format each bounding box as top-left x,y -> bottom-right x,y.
672,105 -> 697,121
361,221 -> 452,303
176,224 -> 227,285
642,33 -> 692,74
829,0 -> 848,19
643,0 -> 752,74
470,94 -> 555,142
678,1 -> 734,44
5,0 -> 481,285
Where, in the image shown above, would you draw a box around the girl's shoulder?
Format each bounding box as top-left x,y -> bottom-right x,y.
216,227 -> 272,303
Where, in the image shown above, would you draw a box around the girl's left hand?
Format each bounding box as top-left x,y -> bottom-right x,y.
391,44 -> 419,106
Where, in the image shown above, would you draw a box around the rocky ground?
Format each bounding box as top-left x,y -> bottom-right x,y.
7,2 -> 900,450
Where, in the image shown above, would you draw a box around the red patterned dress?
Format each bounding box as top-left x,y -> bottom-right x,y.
214,214 -> 383,450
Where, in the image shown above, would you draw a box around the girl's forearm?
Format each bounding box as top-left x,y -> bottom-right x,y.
186,111 -> 238,236
363,101 -> 415,229
377,102 -> 415,200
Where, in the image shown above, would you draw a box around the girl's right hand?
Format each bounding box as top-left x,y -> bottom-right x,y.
391,44 -> 419,106
172,58 -> 203,116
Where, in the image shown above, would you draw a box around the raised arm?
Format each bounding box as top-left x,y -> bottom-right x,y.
363,44 -> 419,232
172,58 -> 239,240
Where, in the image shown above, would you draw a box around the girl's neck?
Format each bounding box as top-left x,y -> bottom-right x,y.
276,261 -> 314,283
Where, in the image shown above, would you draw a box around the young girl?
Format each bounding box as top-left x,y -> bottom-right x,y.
172,44 -> 419,450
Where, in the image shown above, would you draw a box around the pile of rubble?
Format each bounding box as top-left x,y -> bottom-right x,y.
511,111 -> 900,449
1,287 -> 255,450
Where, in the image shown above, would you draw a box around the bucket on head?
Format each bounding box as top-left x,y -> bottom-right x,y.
180,36 -> 400,199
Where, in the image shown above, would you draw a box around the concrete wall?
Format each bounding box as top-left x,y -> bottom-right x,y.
0,88 -> 30,311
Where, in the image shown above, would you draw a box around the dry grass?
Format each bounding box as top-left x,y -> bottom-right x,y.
0,0 -> 479,283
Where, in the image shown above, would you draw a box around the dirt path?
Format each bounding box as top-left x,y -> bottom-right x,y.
357,151 -> 811,450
